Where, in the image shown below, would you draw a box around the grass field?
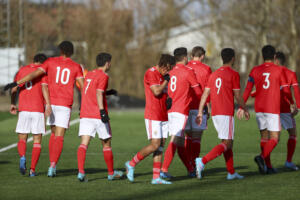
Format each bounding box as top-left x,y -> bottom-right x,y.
0,110 -> 300,200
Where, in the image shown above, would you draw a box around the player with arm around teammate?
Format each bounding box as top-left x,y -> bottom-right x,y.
125,54 -> 175,184
195,48 -> 249,180
77,53 -> 123,182
4,41 -> 85,177
10,54 -> 52,176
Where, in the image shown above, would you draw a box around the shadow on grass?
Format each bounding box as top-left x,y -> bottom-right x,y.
0,161 -> 11,164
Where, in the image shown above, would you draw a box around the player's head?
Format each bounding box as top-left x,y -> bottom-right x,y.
221,48 -> 235,65
96,52 -> 112,71
33,53 -> 47,64
191,46 -> 206,60
275,51 -> 286,66
262,45 -> 275,61
158,54 -> 176,75
173,47 -> 188,64
58,41 -> 74,57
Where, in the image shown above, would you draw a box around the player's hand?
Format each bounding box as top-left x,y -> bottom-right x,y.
244,110 -> 250,121
106,89 -> 118,96
291,104 -> 298,117
45,104 -> 52,117
166,97 -> 172,110
10,105 -> 17,115
236,108 -> 244,120
4,82 -> 18,91
196,112 -> 203,125
100,109 -> 110,123
163,74 -> 170,82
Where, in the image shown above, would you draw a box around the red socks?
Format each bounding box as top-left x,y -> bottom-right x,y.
202,143 -> 227,164
103,147 -> 114,175
30,143 -> 41,172
260,138 -> 272,168
49,133 -> 55,162
50,136 -> 64,167
185,136 -> 192,158
223,149 -> 235,174
177,146 -> 194,172
17,139 -> 27,157
287,135 -> 297,162
129,152 -> 144,167
153,162 -> 161,179
161,142 -> 177,172
191,138 -> 201,165
262,138 -> 278,159
77,144 -> 87,174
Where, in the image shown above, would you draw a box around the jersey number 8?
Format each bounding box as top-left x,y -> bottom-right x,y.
56,67 -> 71,85
170,76 -> 177,92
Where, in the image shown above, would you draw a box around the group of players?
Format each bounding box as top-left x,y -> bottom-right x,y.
4,41 -> 300,184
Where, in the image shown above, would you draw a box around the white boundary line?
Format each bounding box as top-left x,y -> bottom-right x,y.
0,118 -> 80,153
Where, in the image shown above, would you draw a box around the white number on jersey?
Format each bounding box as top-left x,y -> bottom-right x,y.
85,79 -> 92,94
215,78 -> 222,94
25,81 -> 32,90
262,73 -> 270,89
170,76 -> 177,92
56,66 -> 71,85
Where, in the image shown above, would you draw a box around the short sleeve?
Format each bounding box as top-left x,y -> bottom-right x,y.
145,70 -> 160,87
206,75 -> 213,89
291,71 -> 299,86
232,72 -> 240,90
39,59 -> 49,73
97,75 -> 109,92
76,64 -> 84,79
280,68 -> 288,87
188,70 -> 199,88
41,74 -> 48,85
14,71 -> 19,82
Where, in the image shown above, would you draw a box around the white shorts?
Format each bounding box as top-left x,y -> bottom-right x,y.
47,105 -> 71,129
145,119 -> 168,140
168,112 -> 188,137
280,113 -> 296,130
16,111 -> 45,134
185,109 -> 208,131
256,112 -> 281,132
212,115 -> 234,140
79,118 -> 112,140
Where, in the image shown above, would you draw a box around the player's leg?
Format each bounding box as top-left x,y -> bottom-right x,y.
77,135 -> 90,181
29,134 -> 42,177
17,133 -> 28,175
184,112 -> 193,165
191,131 -> 203,167
51,126 -> 66,167
48,125 -> 56,162
259,129 -> 273,170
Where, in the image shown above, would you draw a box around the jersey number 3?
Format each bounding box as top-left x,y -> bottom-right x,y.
262,73 -> 270,89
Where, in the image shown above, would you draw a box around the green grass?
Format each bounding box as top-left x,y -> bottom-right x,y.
0,110 -> 299,200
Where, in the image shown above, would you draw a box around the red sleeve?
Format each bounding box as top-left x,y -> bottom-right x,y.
291,72 -> 300,108
280,68 -> 288,87
76,64 -> 84,79
243,70 -> 255,103
232,72 -> 240,90
146,71 -> 160,87
97,75 -> 109,92
206,75 -> 213,89
14,71 -> 20,82
41,74 -> 48,85
39,59 -> 49,73
188,70 -> 200,88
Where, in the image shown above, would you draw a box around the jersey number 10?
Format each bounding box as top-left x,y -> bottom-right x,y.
56,67 -> 71,85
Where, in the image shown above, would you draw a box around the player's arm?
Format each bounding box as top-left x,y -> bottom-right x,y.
196,88 -> 210,125
96,90 -> 109,123
291,83 -> 300,110
76,77 -> 84,93
10,86 -> 18,115
42,84 -> 52,117
234,90 -> 250,120
242,76 -> 254,103
150,80 -> 168,97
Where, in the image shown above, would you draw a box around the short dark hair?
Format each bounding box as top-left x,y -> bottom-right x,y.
158,54 -> 175,68
96,53 -> 112,67
192,46 -> 206,57
275,51 -> 286,65
58,41 -> 74,57
221,48 -> 235,64
33,53 -> 47,64
262,45 -> 275,61
173,47 -> 187,62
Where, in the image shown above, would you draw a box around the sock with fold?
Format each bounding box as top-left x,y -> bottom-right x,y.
103,147 -> 114,175
161,142 -> 177,172
77,144 -> 87,174
202,143 -> 227,165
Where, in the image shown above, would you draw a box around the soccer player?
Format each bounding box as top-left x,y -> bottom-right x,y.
10,53 -> 51,176
195,48 -> 249,180
185,46 -> 212,168
77,53 -> 122,182
241,45 -> 288,174
274,52 -> 299,170
4,41 -> 84,177
125,54 -> 175,184
160,47 -> 201,179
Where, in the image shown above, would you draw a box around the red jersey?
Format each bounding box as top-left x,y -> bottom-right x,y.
206,66 -> 240,116
168,64 -> 201,115
14,64 -> 46,113
144,66 -> 168,121
187,60 -> 212,109
243,62 -> 287,114
80,69 -> 108,119
39,56 -> 83,108
280,66 -> 300,112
